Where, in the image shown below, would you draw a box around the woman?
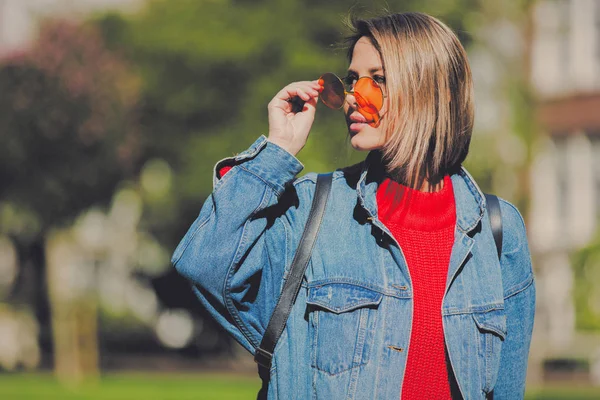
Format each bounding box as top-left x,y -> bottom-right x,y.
172,12 -> 536,400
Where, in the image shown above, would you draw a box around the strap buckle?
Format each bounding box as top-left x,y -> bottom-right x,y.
254,347 -> 273,369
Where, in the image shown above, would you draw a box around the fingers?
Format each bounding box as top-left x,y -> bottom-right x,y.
278,81 -> 321,101
269,80 -> 323,112
301,94 -> 318,109
296,88 -> 314,101
289,85 -> 319,101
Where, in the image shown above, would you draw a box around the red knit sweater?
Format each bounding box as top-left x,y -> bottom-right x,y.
376,174 -> 456,400
218,165 -> 456,398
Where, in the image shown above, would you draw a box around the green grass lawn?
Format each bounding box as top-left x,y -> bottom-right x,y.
525,386 -> 600,400
0,373 -> 261,400
0,373 -> 599,399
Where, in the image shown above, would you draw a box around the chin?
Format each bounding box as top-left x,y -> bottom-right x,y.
349,130 -> 383,151
350,139 -> 367,151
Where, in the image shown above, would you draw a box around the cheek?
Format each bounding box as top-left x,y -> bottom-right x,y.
371,123 -> 387,143
379,96 -> 390,117
365,123 -> 385,139
351,125 -> 386,150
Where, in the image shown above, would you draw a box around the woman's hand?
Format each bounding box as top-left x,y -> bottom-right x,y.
267,80 -> 322,157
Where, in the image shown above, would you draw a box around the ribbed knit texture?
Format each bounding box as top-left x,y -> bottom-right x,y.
376,174 -> 456,400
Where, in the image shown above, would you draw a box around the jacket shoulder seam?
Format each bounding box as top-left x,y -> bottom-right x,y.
497,197 -> 526,228
237,164 -> 286,196
497,197 -> 527,256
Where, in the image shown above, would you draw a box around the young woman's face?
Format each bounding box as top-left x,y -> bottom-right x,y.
343,36 -> 389,151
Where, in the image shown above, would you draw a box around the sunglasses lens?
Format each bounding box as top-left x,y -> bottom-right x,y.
354,77 -> 383,114
319,73 -> 345,109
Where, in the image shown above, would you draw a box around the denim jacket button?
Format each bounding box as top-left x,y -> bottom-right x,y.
387,345 -> 404,352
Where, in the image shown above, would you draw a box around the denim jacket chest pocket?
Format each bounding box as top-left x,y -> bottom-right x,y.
306,282 -> 383,376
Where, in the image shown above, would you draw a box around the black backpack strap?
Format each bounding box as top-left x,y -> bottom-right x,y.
255,172 -> 333,399
484,193 -> 503,260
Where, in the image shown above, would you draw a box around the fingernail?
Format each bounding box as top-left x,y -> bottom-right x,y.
318,79 -> 324,85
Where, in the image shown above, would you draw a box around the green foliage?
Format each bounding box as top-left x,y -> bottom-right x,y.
571,231 -> 600,332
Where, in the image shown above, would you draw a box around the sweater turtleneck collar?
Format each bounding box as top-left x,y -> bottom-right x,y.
374,158 -> 456,231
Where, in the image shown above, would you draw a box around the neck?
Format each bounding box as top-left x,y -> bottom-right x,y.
367,149 -> 447,193
416,176 -> 444,193
384,170 -> 445,193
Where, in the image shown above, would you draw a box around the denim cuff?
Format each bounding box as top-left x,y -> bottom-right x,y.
213,135 -> 305,196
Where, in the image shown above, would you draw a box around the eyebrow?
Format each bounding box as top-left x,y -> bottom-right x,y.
347,67 -> 384,74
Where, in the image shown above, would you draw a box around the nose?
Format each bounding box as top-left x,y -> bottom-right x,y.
345,92 -> 358,109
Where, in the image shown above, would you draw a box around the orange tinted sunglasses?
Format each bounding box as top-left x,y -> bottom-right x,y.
318,72 -> 386,127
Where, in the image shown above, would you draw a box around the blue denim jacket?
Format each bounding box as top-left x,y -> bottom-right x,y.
172,135 -> 536,400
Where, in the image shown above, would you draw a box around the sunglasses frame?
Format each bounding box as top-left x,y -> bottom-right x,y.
318,72 -> 387,111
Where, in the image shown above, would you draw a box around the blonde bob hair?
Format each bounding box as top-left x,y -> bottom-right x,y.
344,12 -> 474,191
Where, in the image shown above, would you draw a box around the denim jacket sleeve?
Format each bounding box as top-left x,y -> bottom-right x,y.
171,135 -> 305,354
493,199 -> 536,400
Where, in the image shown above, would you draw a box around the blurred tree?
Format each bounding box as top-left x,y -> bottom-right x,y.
0,19 -> 140,379
0,20 -> 140,226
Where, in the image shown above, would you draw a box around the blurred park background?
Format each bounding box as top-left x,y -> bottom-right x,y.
1,0 -> 600,398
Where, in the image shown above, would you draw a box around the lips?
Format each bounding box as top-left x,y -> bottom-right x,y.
349,113 -> 368,123
348,113 -> 369,133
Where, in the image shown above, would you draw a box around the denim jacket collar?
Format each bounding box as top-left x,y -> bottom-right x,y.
356,150 -> 486,233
